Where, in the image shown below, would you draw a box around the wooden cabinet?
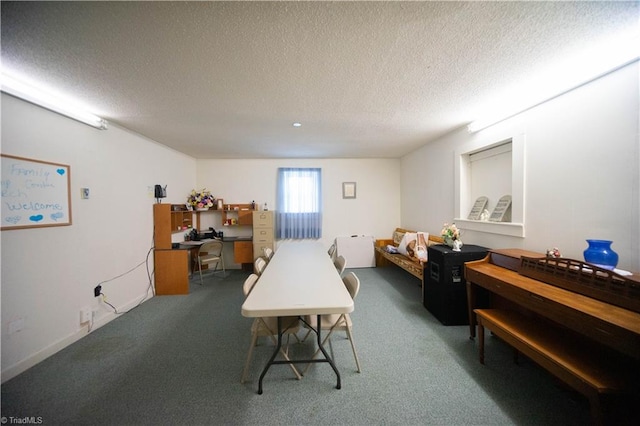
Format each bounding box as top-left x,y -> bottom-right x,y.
153,204 -> 172,249
234,240 -> 254,264
221,204 -> 253,226
194,204 -> 258,267
154,204 -> 192,249
154,249 -> 189,295
192,204 -> 274,265
253,211 -> 274,260
171,205 -> 193,233
194,204 -> 254,229
153,203 -> 192,294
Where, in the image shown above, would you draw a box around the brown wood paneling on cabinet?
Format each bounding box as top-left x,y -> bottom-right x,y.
154,249 -> 189,295
237,209 -> 253,225
219,204 -> 254,226
153,204 -> 172,249
234,240 -> 253,263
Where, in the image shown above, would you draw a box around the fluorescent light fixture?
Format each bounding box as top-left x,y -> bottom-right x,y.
468,30 -> 640,133
292,122 -> 302,127
1,72 -> 108,130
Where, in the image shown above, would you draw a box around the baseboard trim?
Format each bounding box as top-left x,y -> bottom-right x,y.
1,293 -> 152,383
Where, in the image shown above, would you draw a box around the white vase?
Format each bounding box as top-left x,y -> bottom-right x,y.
444,236 -> 454,248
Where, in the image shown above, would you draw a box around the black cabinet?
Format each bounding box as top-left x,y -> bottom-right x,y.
424,244 -> 489,325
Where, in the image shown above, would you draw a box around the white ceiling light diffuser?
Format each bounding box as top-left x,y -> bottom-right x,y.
1,72 -> 108,130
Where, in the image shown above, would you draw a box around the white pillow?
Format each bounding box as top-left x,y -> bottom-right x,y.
414,232 -> 429,261
397,232 -> 415,257
397,231 -> 429,262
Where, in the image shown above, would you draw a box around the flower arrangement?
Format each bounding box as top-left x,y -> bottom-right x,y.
187,189 -> 215,210
441,222 -> 463,251
546,247 -> 561,258
441,222 -> 461,241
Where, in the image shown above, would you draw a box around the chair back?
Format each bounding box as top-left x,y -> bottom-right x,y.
199,240 -> 223,257
342,272 -> 360,300
243,274 -> 259,298
334,255 -> 347,275
254,257 -> 267,275
196,239 -> 225,284
262,246 -> 274,261
327,243 -> 336,257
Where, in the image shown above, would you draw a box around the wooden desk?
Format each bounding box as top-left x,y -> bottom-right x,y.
180,236 -> 253,272
241,241 -> 353,393
179,239 -> 216,275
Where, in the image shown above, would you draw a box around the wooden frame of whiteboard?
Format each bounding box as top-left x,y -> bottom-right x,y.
1,154 -> 72,230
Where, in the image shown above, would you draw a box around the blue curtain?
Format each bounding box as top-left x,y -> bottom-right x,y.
276,168 -> 322,239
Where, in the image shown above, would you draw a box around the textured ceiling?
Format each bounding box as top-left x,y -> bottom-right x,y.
1,1 -> 638,159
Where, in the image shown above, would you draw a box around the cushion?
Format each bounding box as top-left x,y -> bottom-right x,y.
414,232 -> 429,261
392,230 -> 405,246
397,232 -> 429,262
385,245 -> 399,254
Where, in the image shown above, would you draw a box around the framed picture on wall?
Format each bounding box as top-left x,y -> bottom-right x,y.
342,182 -> 356,199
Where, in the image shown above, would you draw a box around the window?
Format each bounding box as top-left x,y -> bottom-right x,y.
455,134 -> 525,237
276,168 -> 322,239
468,142 -> 512,217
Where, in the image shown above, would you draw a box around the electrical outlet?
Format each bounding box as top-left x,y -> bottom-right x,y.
80,307 -> 91,324
94,285 -> 102,297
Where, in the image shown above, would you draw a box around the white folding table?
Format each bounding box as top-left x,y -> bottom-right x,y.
241,240 -> 354,394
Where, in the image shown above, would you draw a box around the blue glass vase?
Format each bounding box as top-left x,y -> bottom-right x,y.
583,240 -> 618,270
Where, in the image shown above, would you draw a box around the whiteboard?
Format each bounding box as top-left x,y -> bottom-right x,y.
1,154 -> 72,230
336,236 -> 375,268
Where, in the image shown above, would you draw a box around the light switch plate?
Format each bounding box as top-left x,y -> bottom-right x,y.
81,188 -> 90,199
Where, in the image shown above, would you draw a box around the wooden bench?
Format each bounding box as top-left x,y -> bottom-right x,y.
374,228 -> 443,285
474,308 -> 639,425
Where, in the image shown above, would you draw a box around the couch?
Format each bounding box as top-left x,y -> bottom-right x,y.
374,228 -> 443,285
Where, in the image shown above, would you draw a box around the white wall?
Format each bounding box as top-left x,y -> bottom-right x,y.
196,158 -> 401,262
1,94 -> 197,381
4,61 -> 636,383
401,62 -> 640,271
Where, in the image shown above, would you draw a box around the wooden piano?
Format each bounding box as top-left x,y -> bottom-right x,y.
465,249 -> 640,425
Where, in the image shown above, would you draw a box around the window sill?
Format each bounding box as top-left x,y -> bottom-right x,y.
454,218 -> 525,238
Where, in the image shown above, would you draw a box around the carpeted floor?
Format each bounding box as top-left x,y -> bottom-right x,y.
1,267 -> 592,425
